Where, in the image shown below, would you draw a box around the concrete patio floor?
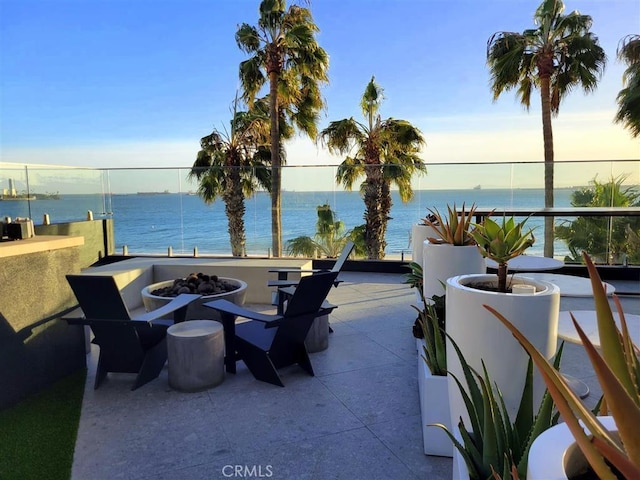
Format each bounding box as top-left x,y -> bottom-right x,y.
71,271 -> 639,480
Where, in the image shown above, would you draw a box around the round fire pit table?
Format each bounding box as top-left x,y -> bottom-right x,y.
141,276 -> 247,321
167,320 -> 225,392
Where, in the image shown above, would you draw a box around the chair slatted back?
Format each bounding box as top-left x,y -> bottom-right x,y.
331,241 -> 355,273
283,271 -> 339,318
66,274 -> 132,321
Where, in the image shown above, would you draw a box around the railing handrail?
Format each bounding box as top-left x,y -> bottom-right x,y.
475,207 -> 640,221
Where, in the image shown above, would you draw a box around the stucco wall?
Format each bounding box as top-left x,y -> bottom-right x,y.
0,219 -> 113,409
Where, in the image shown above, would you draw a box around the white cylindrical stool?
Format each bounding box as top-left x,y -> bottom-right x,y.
167,320 -> 225,392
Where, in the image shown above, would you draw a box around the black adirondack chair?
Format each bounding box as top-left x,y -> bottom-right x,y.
204,270 -> 339,387
66,274 -> 199,390
268,241 -> 354,314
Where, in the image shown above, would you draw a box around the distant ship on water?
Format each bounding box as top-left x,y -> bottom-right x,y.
473,184 -> 481,190
137,190 -> 170,195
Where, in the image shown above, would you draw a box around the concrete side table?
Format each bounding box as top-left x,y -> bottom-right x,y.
167,320 -> 225,392
305,314 -> 329,353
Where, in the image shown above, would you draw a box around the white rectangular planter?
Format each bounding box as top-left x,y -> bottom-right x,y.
417,339 -> 453,457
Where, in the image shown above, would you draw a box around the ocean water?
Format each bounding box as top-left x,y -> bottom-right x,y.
1,188 -> 574,257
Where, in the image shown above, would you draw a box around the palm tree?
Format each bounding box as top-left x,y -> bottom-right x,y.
236,0 -> 329,257
615,34 -> 640,138
319,76 -> 427,260
189,99 -> 271,257
555,175 -> 640,264
286,204 -> 353,258
487,0 -> 606,258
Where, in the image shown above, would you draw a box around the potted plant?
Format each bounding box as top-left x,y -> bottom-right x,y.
445,216 -> 560,430
411,212 -> 440,277
405,262 -> 451,456
489,252 -> 640,480
421,203 -> 486,300
436,333 -> 562,480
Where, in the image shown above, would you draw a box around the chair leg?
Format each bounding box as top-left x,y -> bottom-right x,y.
94,356 -> 108,389
295,346 -> 314,377
241,349 -> 285,387
131,339 -> 168,391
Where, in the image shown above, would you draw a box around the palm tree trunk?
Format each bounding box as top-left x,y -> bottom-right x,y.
224,173 -> 246,257
269,71 -> 282,257
540,75 -> 555,258
363,166 -> 386,260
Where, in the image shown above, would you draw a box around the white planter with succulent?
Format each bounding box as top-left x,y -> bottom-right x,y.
527,416 -> 617,480
496,253 -> 640,480
406,263 -> 452,457
421,203 -> 485,300
445,216 -> 560,428
438,329 -> 560,480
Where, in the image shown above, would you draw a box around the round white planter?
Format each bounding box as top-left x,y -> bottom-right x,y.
527,416 -> 616,479
141,277 -> 247,321
446,274 -> 560,427
411,223 -> 440,269
423,244 -> 485,300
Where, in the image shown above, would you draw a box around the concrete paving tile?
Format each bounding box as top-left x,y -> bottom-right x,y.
205,375 -> 363,452
311,334 -> 405,376
369,413 -> 452,479
318,362 -> 419,426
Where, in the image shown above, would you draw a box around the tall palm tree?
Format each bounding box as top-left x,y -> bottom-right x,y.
189,99 -> 271,256
487,0 -> 606,257
615,34 -> 640,138
319,76 -> 427,260
236,0 -> 329,257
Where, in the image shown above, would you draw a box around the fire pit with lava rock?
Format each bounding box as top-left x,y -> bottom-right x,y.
151,273 -> 239,297
141,272 -> 247,321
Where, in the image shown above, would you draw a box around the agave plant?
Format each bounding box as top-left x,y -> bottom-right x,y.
422,203 -> 478,246
487,251 -> 640,479
471,216 -> 535,292
435,334 -> 561,479
404,261 -> 447,375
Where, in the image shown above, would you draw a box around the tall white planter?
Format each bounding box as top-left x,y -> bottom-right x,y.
411,224 -> 439,269
417,339 -> 452,457
446,274 -> 560,428
423,244 -> 485,300
527,416 -> 616,480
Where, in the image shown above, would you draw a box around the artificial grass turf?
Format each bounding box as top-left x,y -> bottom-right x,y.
0,368 -> 86,480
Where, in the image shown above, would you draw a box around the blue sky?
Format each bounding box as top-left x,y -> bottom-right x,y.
1,0 -> 639,175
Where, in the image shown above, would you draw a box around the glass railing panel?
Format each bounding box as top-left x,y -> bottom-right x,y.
0,166 -> 105,224
2,161 -> 637,264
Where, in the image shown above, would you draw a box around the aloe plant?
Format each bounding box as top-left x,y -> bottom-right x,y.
435,334 -> 561,479
422,203 -> 478,246
404,261 -> 447,375
471,216 -> 535,292
487,251 -> 640,479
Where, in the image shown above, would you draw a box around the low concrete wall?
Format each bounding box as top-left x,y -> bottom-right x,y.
84,256 -> 314,308
35,218 -> 115,267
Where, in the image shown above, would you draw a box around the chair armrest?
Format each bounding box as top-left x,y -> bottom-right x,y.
268,268 -> 325,281
268,268 -> 323,273
65,317 -> 170,327
267,279 -> 300,288
319,301 -> 337,315
132,294 -> 200,323
204,299 -> 283,326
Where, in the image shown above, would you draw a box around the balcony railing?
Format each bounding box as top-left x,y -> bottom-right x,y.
1,159 -> 639,264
